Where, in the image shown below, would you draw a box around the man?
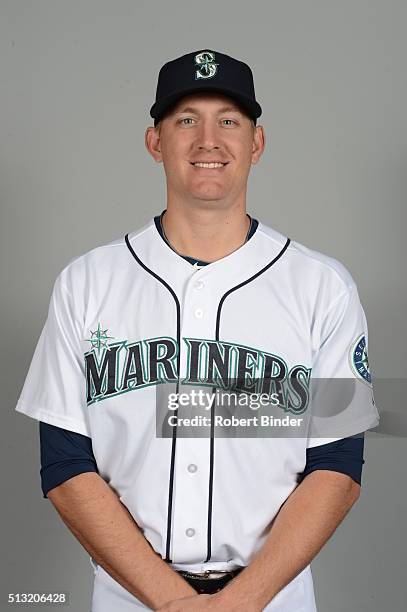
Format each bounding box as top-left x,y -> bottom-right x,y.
16,50 -> 379,611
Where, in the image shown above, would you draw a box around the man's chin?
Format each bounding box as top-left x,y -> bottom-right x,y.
188,188 -> 230,202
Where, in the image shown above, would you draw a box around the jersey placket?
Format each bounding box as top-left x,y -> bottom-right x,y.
169,266 -> 216,564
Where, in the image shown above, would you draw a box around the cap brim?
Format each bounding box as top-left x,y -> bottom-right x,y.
150,86 -> 262,123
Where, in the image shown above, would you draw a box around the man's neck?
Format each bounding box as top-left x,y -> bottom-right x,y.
161,204 -> 251,263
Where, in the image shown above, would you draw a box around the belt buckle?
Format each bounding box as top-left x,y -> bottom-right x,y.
199,569 -> 235,580
179,569 -> 231,580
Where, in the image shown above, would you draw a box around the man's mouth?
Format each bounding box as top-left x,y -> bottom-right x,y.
190,161 -> 229,168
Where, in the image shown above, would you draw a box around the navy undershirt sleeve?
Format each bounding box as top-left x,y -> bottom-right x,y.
298,433 -> 365,485
39,420 -> 366,500
39,421 -> 99,498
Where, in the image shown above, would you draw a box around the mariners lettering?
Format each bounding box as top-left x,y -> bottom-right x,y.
85,336 -> 311,413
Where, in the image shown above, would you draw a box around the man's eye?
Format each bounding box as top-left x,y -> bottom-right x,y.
178,118 -> 237,126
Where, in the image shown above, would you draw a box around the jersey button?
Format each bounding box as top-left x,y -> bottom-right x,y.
194,280 -> 205,290
187,463 -> 198,473
185,528 -> 195,538
194,308 -> 204,319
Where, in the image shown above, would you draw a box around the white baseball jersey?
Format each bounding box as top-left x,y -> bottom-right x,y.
15,216 -> 380,611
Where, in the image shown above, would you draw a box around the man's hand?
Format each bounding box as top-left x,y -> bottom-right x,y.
47,472 -> 197,609
155,590 -> 261,611
155,593 -> 213,611
212,470 -> 361,610
157,470 -> 360,611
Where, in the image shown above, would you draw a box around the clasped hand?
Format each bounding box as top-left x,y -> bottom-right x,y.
156,591 -> 261,611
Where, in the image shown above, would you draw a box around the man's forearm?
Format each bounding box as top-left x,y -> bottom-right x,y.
47,472 -> 197,609
218,470 -> 361,611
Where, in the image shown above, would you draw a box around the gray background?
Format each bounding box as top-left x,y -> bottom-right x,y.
1,1 -> 406,610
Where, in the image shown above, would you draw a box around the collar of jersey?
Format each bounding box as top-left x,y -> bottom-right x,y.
125,217 -> 289,295
154,211 -> 258,269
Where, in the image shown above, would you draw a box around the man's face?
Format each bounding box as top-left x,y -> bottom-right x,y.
146,92 -> 264,206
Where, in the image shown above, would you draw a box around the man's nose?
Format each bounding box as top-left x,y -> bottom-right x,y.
196,119 -> 221,150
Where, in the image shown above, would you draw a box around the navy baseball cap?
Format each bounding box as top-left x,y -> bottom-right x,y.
150,49 -> 262,126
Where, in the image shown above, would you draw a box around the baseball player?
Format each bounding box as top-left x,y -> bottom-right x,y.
15,49 -> 379,611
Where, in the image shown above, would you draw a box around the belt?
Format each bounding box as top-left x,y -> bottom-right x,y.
176,568 -> 244,594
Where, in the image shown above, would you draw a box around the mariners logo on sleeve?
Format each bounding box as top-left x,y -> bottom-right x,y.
349,334 -> 371,385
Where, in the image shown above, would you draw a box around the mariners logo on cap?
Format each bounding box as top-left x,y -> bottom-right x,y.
349,333 -> 372,385
194,50 -> 218,80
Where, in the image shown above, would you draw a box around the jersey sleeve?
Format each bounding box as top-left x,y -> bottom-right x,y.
307,282 -> 380,448
15,271 -> 90,437
39,422 -> 98,498
299,433 -> 365,485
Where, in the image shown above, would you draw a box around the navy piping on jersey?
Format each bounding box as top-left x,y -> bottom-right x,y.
124,231 -> 181,563
204,237 -> 291,562
154,210 -> 266,561
125,220 -> 288,563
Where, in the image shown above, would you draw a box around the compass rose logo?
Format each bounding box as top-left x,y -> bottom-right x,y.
85,323 -> 114,355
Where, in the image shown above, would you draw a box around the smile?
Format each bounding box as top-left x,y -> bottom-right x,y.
190,162 -> 229,169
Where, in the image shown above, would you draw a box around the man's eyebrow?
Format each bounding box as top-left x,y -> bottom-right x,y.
174,105 -> 243,114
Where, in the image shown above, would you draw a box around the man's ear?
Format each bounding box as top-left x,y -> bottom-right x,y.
251,125 -> 265,165
145,125 -> 163,163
